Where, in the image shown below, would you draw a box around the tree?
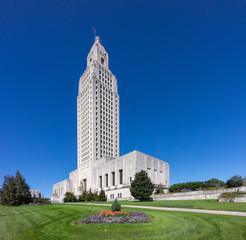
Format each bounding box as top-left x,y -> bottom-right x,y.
169,183 -> 186,193
15,170 -> 32,205
243,177 -> 246,186
130,170 -> 154,201
226,175 -> 243,188
63,192 -> 76,202
169,181 -> 205,193
0,170 -> 32,206
98,189 -> 107,201
204,178 -> 225,188
185,181 -> 205,191
0,175 -> 17,206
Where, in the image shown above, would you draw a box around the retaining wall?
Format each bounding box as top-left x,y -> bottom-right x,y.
152,186 -> 246,201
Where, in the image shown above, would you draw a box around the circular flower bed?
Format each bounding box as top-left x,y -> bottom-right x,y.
76,209 -> 149,224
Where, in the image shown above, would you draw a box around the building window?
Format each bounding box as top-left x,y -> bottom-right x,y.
101,58 -> 105,65
99,176 -> 102,188
119,169 -> 123,184
112,172 -> 115,186
130,177 -> 132,183
105,174 -> 108,187
83,179 -> 87,191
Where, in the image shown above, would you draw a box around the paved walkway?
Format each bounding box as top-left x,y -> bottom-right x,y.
70,203 -> 246,217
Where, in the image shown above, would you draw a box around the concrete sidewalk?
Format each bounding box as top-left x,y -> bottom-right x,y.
69,202 -> 246,217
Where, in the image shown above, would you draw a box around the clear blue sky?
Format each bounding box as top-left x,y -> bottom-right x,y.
0,1 -> 246,198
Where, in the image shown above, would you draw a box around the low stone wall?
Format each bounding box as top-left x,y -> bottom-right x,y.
235,197 -> 246,202
152,186 -> 246,201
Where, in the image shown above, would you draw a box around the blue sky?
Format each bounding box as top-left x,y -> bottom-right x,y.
0,0 -> 246,198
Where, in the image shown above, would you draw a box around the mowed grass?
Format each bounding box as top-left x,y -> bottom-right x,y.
98,199 -> 246,212
0,204 -> 246,240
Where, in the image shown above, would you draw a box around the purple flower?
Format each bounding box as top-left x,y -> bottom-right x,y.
77,212 -> 149,224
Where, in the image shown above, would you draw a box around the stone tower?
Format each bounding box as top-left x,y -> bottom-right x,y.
77,36 -> 120,185
52,36 -> 169,201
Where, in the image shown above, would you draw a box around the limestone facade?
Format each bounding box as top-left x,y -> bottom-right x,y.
30,190 -> 43,198
51,37 -> 169,201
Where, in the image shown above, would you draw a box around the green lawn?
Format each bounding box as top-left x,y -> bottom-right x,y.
0,204 -> 246,240
96,199 -> 246,212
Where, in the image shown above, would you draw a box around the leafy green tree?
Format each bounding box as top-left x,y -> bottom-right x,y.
169,183 -> 186,192
243,177 -> 246,186
226,175 -> 243,188
186,181 -> 205,191
0,175 -> 18,206
15,170 -> 32,205
169,181 -> 206,192
204,178 -> 225,188
130,170 -> 154,201
98,189 -> 107,201
63,192 -> 76,202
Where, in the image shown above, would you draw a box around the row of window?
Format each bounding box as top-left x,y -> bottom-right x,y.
109,193 -> 122,199
99,170 -> 123,188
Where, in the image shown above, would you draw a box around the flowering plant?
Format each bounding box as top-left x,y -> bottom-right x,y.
99,209 -> 129,217
77,210 -> 149,224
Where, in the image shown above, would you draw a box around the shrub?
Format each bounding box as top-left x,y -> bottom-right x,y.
34,198 -> 50,205
85,189 -> 94,201
130,170 -> 154,201
78,191 -> 87,202
98,189 -> 107,201
93,192 -> 99,201
64,192 -> 76,202
218,192 -> 246,202
111,199 -> 121,212
155,184 -> 164,194
207,187 -> 226,190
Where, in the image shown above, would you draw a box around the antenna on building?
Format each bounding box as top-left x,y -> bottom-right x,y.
93,27 -> 96,41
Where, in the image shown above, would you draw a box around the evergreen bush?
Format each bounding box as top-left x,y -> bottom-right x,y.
111,199 -> 121,212
155,184 -> 164,194
63,192 -> 76,202
78,191 -> 87,202
93,192 -> 99,201
85,189 -> 94,201
98,189 -> 107,201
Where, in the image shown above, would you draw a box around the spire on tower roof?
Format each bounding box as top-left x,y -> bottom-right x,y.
95,36 -> 101,43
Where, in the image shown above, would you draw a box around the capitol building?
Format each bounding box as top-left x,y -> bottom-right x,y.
52,36 -> 169,201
